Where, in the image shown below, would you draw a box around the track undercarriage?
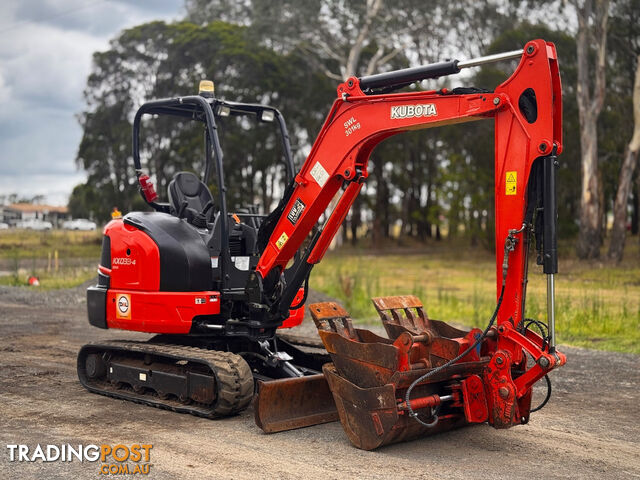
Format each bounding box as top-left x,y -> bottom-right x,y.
77,333 -> 336,424
77,341 -> 254,418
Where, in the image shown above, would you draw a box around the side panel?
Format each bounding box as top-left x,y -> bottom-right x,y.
95,219 -> 301,334
106,289 -> 221,334
100,219 -> 218,334
104,220 -> 161,291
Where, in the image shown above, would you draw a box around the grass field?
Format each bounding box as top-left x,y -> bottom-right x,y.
0,229 -> 101,288
0,229 -> 102,258
1,229 -> 638,353
312,243 -> 640,354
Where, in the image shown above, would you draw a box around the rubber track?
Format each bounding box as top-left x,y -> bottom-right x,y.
77,340 -> 254,419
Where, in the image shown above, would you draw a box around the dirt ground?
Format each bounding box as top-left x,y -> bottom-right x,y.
0,282 -> 639,480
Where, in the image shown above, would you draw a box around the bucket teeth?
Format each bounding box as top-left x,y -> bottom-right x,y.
372,295 -> 430,339
309,302 -> 358,340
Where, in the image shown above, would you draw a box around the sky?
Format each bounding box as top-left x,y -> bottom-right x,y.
0,0 -> 185,206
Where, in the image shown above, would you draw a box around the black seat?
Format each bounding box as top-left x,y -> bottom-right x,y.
167,172 -> 214,224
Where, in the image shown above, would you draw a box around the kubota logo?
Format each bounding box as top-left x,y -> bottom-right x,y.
390,104 -> 437,119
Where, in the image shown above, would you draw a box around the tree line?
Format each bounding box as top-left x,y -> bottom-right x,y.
70,0 -> 640,261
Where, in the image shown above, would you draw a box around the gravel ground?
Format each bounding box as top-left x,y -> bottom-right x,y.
0,282 -> 639,479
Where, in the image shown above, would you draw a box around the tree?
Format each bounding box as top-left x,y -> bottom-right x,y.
68,183 -> 99,219
186,0 -> 412,79
185,0 -> 515,245
72,2 -> 613,253
605,0 -> 640,260
574,0 -> 610,259
608,55 -> 640,260
71,21 -> 333,221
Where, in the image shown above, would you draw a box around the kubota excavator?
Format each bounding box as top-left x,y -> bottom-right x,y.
78,39 -> 565,450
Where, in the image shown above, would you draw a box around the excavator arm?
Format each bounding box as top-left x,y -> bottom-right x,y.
252,40 -> 566,443
255,39 -> 562,327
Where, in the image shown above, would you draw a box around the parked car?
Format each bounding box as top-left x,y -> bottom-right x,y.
17,219 -> 53,230
0,222 -> 9,230
62,218 -> 97,231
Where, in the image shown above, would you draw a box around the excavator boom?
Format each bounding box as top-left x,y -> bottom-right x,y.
255,40 -> 562,328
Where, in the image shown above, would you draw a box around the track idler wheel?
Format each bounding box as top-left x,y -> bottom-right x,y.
85,353 -> 107,379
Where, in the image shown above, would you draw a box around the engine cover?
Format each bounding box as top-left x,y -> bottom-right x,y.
106,212 -> 211,292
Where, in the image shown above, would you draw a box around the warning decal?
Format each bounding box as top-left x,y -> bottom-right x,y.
309,161 -> 329,187
116,293 -> 131,319
275,232 -> 289,250
505,171 -> 517,196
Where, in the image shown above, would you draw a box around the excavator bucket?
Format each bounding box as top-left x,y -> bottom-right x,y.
254,373 -> 338,433
310,298 -> 490,450
321,364 -> 471,450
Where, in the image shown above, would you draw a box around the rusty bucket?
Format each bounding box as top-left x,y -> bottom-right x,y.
310,297 -> 490,450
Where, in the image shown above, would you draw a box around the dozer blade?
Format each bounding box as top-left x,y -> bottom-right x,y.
254,374 -> 338,433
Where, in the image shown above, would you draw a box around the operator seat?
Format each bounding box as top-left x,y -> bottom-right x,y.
167,172 -> 215,225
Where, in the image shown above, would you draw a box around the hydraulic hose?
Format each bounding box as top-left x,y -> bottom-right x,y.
289,272 -> 310,310
404,284 -> 505,427
530,374 -> 552,412
405,227 -> 521,427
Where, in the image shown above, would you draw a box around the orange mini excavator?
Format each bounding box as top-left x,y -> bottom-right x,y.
78,39 -> 565,449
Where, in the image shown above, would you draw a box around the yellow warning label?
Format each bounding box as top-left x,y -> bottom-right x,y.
275,232 -> 289,250
505,171 -> 517,196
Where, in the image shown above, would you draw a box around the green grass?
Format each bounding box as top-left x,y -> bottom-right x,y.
0,267 -> 97,289
2,229 -> 639,353
0,229 -> 102,259
311,247 -> 640,354
0,229 -> 101,289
